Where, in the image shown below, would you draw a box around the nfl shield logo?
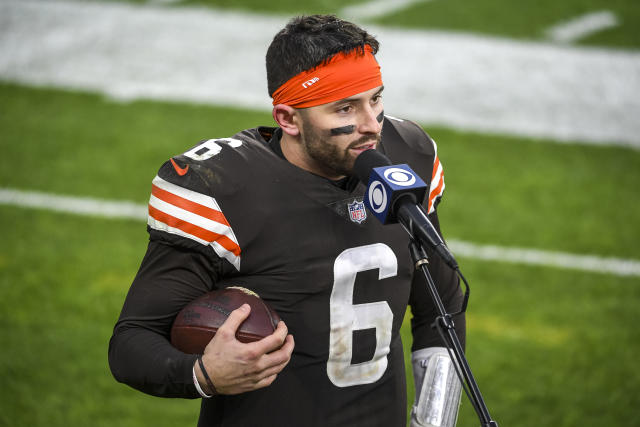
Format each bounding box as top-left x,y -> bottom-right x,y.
347,199 -> 367,224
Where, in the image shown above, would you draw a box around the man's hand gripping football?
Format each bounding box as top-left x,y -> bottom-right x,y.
194,304 -> 295,395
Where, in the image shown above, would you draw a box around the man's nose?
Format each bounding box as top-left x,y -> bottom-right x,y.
358,106 -> 383,134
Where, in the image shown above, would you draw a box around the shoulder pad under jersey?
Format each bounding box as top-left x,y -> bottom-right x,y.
146,129 -> 274,271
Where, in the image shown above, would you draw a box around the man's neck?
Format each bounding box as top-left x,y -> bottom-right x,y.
279,132 -> 346,181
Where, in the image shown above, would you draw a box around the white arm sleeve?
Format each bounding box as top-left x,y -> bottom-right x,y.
411,347 -> 462,427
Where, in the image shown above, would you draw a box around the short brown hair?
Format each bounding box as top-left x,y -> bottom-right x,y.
266,15 -> 379,97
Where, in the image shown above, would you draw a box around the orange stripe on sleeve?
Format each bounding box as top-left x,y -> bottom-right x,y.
431,156 -> 441,181
429,173 -> 444,202
151,184 -> 230,227
428,174 -> 445,213
148,205 -> 241,256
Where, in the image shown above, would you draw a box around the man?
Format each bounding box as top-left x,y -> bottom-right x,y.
109,14 -> 465,427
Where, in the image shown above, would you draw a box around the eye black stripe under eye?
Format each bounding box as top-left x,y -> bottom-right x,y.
330,125 -> 356,136
329,111 -> 384,136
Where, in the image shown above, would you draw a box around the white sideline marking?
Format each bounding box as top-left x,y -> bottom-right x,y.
1,0 -> 640,148
341,0 -> 430,20
1,187 -> 639,278
148,0 -> 182,4
546,11 -> 618,44
448,240 -> 640,278
0,188 -> 147,221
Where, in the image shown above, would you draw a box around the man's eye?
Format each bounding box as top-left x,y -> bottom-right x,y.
338,105 -> 352,113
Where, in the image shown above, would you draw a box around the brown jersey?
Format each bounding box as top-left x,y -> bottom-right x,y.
109,116 -> 464,427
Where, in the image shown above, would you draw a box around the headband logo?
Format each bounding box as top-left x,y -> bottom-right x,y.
302,77 -> 320,89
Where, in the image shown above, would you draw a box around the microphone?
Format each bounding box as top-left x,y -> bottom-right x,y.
353,149 -> 458,270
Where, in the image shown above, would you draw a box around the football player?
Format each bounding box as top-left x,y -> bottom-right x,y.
109,14 -> 465,427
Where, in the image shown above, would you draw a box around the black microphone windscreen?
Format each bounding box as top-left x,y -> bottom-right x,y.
353,149 -> 392,184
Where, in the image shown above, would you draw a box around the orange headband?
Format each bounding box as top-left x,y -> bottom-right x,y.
271,45 -> 383,108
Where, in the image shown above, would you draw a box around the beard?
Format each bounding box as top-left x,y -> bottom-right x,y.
300,120 -> 381,178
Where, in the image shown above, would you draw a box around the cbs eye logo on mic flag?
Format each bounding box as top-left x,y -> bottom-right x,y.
364,164 -> 428,224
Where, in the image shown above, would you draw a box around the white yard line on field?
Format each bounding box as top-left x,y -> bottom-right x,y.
546,10 -> 619,44
0,188 -> 148,221
1,0 -> 640,148
341,0 -> 431,20
2,187 -> 639,278
448,240 -> 640,278
148,0 -> 183,4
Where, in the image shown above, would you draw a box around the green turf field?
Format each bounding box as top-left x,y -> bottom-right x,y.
1,82 -> 639,426
377,0 -> 640,49
142,0 -> 640,48
2,1 -> 640,426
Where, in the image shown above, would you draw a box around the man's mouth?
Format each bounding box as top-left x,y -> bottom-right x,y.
349,141 -> 377,153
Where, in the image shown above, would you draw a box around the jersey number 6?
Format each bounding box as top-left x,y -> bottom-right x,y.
327,243 -> 397,387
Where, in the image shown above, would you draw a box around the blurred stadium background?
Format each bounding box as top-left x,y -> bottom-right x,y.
1,0 -> 639,426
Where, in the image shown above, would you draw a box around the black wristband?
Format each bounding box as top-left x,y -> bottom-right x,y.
197,355 -> 218,396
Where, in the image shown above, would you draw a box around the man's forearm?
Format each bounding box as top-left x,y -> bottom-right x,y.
108,325 -> 200,398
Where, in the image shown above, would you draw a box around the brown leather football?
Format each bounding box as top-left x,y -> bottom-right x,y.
171,286 -> 281,354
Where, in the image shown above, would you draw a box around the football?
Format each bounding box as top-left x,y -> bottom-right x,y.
171,286 -> 281,354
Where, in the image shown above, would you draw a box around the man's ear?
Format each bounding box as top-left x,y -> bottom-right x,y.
272,104 -> 301,136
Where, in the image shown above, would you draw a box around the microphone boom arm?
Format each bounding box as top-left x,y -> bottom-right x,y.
396,201 -> 458,270
408,239 -> 498,427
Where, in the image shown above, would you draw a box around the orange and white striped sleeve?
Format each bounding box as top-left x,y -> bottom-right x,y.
147,175 -> 241,271
426,140 -> 445,215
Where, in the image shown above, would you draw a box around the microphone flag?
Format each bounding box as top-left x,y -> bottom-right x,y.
363,164 -> 428,224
